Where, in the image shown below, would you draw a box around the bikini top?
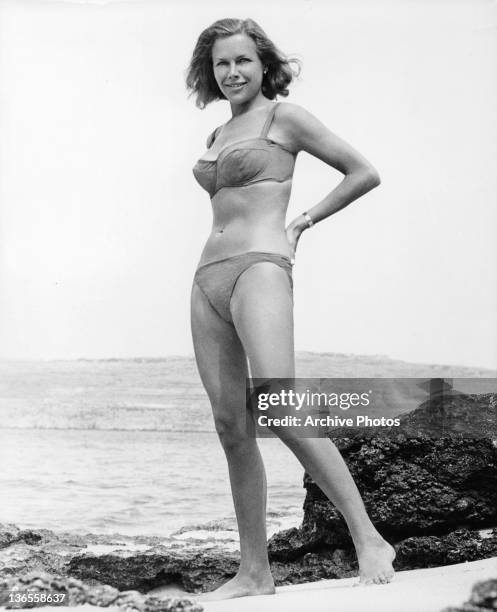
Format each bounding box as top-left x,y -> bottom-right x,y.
192,102 -> 296,199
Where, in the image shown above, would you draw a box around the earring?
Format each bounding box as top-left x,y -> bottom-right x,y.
263,67 -> 268,74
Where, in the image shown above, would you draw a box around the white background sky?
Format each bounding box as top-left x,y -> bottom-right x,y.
0,0 -> 496,368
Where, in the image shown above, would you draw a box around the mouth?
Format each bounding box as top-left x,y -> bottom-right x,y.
225,82 -> 247,90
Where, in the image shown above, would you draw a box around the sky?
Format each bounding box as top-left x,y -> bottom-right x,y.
0,0 -> 496,368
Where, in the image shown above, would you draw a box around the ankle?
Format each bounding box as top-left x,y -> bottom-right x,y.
237,565 -> 273,583
354,531 -> 388,551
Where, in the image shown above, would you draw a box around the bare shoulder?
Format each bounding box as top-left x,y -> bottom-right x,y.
276,101 -> 379,176
276,101 -> 315,124
275,101 -> 335,154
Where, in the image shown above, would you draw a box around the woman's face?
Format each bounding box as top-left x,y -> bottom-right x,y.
211,33 -> 265,105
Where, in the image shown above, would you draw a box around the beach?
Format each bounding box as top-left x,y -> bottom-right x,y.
1,354 -> 496,611
4,559 -> 496,612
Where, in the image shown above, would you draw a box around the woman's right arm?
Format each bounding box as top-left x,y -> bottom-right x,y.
279,103 -> 381,249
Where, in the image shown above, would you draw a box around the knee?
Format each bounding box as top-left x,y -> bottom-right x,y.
212,410 -> 252,449
269,424 -> 306,449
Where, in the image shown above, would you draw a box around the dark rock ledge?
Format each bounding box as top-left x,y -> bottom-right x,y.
267,393 -> 497,582
270,391 -> 497,610
0,525 -> 204,611
1,523 -> 497,609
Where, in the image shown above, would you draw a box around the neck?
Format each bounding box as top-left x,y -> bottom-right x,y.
229,94 -> 272,118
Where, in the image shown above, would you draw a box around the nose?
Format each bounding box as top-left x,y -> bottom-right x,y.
227,61 -> 240,79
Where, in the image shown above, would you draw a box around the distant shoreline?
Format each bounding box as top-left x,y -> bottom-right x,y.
0,350 -> 496,373
0,426 -> 217,433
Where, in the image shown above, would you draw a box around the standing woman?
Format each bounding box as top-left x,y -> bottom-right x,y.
187,18 -> 395,601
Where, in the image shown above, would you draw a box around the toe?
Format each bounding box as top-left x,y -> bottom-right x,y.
376,573 -> 390,584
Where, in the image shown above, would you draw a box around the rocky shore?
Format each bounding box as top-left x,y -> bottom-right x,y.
1,388 -> 496,610
279,391 -> 497,555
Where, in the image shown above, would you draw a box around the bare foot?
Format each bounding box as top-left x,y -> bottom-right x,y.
197,572 -> 275,601
357,537 -> 396,585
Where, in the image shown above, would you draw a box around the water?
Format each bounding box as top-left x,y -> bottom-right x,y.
0,427 -> 305,544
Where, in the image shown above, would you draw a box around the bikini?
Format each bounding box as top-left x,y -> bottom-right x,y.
192,102 -> 297,326
192,102 -> 296,198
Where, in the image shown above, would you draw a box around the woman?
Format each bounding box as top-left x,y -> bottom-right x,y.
186,18 -> 395,601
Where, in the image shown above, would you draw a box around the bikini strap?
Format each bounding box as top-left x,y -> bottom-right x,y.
206,125 -> 222,148
260,102 -> 280,138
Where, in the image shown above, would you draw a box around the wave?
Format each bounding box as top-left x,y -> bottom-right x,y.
169,508 -> 302,545
2,355 -> 493,431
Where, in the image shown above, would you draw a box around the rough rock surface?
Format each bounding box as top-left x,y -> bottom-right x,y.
0,526 -> 208,608
268,528 -> 497,578
300,434 -> 497,548
2,522 -> 497,598
68,549 -> 240,593
295,391 -> 497,548
0,571 -> 202,611
397,392 -> 497,439
442,578 -> 497,611
267,392 -> 497,575
394,529 -> 497,570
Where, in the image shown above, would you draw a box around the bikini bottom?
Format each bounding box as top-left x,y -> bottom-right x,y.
193,251 -> 293,326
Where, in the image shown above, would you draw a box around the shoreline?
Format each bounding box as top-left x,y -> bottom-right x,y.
3,558 -> 495,612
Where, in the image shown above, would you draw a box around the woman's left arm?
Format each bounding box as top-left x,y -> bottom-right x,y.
280,103 -> 381,251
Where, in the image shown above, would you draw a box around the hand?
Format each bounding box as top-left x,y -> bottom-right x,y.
285,221 -> 304,261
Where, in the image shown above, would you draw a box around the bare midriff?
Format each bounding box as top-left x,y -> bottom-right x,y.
198,179 -> 293,267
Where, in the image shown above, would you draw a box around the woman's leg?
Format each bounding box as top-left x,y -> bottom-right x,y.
230,263 -> 395,585
191,283 -> 275,599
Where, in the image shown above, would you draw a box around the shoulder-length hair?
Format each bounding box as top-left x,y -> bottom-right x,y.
186,18 -> 301,109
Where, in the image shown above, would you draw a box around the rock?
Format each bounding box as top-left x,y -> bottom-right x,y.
0,524 -> 22,550
0,540 -> 68,578
396,391 -> 497,439
1,524 -> 496,598
299,435 -> 497,549
268,527 -> 497,582
68,549 -> 239,593
271,529 -> 497,585
265,392 -> 497,581
270,547 -> 357,585
0,523 -> 234,596
395,529 -> 497,570
267,527 -> 322,562
0,571 -> 203,611
442,578 -> 497,611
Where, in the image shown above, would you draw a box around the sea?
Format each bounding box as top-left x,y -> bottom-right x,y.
1,354 -> 494,549
0,357 -> 308,547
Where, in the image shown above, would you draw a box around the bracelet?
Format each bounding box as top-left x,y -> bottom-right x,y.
302,211 -> 314,228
